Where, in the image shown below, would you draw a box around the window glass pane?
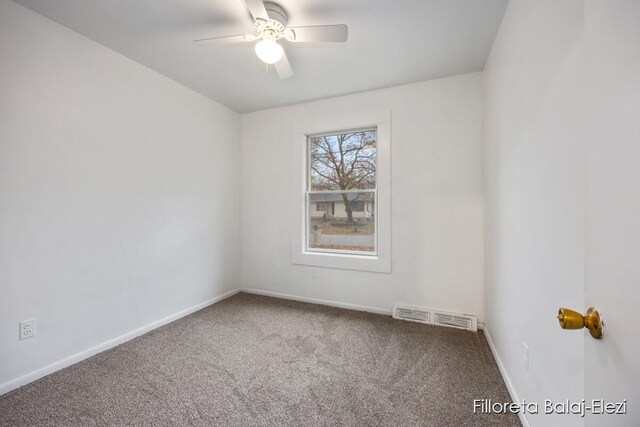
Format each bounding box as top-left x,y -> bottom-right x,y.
309,129 -> 376,191
308,192 -> 376,254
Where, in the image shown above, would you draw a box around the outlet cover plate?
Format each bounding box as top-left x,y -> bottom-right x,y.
20,318 -> 36,340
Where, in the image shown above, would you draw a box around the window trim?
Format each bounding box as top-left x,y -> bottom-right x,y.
291,109 -> 391,273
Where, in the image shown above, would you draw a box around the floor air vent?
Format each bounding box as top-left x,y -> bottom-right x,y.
393,304 -> 477,332
433,312 -> 477,331
393,306 -> 430,323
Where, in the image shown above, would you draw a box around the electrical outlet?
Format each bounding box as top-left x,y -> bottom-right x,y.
311,270 -> 318,279
523,342 -> 529,371
19,319 -> 36,340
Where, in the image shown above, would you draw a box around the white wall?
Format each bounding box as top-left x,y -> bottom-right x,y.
484,1 -> 586,427
485,1 -> 640,424
583,1 -> 640,425
0,0 -> 240,390
241,73 -> 484,319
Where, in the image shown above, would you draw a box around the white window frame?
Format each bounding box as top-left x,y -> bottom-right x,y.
306,126 -> 378,257
291,109 -> 391,273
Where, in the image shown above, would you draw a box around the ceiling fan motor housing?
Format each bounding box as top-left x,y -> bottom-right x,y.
254,2 -> 288,40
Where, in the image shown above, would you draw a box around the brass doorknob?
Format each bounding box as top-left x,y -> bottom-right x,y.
557,307 -> 603,339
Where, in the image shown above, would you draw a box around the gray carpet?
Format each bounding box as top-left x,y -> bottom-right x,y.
0,293 -> 520,426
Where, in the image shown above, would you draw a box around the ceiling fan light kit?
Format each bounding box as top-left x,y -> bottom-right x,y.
194,0 -> 348,79
254,38 -> 283,64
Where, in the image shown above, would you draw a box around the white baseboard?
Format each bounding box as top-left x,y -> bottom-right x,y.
241,288 -> 392,316
0,288 -> 241,396
482,325 -> 530,427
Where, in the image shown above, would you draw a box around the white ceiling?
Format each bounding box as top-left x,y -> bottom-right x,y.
14,0 -> 508,113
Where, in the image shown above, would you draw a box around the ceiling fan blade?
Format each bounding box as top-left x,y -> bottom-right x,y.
274,51 -> 293,80
194,34 -> 256,45
241,0 -> 269,22
287,24 -> 348,43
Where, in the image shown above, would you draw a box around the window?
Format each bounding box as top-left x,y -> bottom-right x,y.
291,109 -> 391,273
351,201 -> 365,212
307,129 -> 377,255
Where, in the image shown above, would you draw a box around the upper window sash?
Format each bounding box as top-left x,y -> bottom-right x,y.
306,129 -> 377,193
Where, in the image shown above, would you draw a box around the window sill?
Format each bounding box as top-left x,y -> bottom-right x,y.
292,250 -> 391,273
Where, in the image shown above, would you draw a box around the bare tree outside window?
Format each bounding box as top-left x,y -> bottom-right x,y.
307,129 -> 377,254
309,130 -> 376,223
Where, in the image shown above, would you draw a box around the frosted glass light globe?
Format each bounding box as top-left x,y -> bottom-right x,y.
254,39 -> 284,64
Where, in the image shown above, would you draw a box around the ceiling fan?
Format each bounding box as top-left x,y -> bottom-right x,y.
194,0 -> 348,80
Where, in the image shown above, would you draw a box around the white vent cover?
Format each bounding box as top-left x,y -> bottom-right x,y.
394,306 -> 430,323
433,311 -> 477,331
392,304 -> 477,332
